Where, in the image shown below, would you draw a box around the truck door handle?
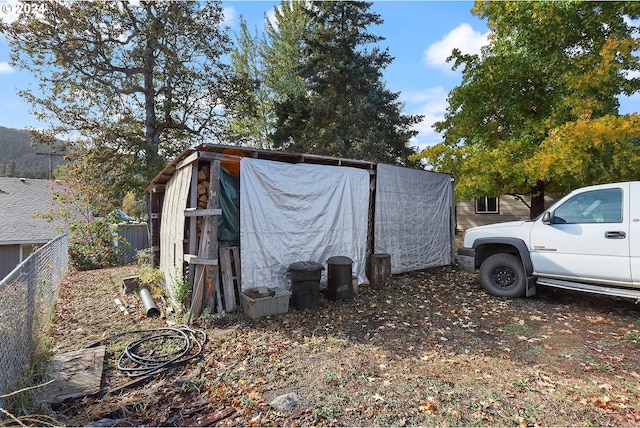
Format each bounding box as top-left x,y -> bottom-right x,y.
605,231 -> 626,239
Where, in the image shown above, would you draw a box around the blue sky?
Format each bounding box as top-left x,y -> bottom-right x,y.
1,1 -> 639,150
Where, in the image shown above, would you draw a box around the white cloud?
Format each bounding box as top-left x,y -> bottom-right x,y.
423,23 -> 489,73
625,69 -> 640,79
402,87 -> 449,149
0,62 -> 14,74
266,8 -> 278,31
222,6 -> 236,27
404,87 -> 447,108
623,15 -> 640,36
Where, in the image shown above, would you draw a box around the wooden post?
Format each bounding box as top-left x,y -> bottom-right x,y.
147,188 -> 164,268
204,160 -> 220,312
188,160 -> 222,321
370,253 -> 391,288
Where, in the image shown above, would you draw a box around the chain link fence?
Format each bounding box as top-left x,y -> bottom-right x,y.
0,234 -> 69,407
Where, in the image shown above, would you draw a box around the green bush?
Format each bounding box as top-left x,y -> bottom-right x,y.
69,218 -> 125,271
171,268 -> 190,306
134,248 -> 156,266
138,266 -> 164,294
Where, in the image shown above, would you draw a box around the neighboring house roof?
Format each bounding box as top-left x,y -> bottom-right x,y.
0,177 -> 67,244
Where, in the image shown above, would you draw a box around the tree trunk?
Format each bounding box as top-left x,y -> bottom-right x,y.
143,5 -> 160,170
530,180 -> 546,219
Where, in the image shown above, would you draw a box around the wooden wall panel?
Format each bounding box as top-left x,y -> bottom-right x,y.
159,165 -> 192,303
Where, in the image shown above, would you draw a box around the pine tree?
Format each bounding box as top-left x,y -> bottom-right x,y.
225,1 -> 310,148
272,1 -> 421,164
262,1 -> 309,105
225,17 -> 273,148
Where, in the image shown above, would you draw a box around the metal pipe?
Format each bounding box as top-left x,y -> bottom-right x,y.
139,288 -> 160,317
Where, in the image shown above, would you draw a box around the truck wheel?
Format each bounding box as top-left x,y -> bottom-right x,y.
479,254 -> 526,298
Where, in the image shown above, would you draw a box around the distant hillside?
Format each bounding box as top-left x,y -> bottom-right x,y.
0,126 -> 68,178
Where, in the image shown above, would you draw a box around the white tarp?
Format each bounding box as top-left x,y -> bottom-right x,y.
374,164 -> 453,273
240,158 -> 370,291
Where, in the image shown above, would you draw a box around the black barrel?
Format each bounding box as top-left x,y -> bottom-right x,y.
288,261 -> 324,310
327,256 -> 353,301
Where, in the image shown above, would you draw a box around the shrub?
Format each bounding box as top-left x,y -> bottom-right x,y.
68,218 -> 125,271
171,268 -> 190,306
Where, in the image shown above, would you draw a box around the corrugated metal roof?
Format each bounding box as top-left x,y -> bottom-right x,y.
0,177 -> 67,243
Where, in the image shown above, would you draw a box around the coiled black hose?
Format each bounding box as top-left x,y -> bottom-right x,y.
116,326 -> 207,378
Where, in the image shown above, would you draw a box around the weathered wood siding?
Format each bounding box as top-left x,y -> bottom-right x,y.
159,165 -> 192,300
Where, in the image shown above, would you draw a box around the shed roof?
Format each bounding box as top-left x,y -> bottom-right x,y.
147,143 -> 377,192
0,177 -> 67,244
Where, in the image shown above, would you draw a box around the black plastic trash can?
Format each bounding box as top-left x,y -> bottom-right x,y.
288,261 -> 324,310
327,256 -> 353,301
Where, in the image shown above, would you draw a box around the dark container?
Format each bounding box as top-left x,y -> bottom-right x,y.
288,261 -> 324,310
327,256 -> 353,301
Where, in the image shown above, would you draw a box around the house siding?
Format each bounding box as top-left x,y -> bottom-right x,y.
0,245 -> 20,280
456,195 -> 558,232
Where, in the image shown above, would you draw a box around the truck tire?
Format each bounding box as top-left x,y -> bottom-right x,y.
479,253 -> 526,298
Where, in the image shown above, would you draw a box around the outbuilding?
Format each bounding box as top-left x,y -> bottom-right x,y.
0,177 -> 67,280
146,143 -> 454,317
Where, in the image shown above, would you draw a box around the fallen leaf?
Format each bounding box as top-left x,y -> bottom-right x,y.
421,401 -> 435,412
594,396 -> 612,409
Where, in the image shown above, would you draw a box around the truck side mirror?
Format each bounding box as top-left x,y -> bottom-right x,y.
542,212 -> 552,225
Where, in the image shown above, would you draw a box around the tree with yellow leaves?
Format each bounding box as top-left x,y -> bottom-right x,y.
416,1 -> 640,218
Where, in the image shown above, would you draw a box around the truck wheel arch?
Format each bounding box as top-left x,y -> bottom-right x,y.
472,237 -> 534,276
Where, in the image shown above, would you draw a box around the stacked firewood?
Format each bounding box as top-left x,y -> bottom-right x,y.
195,163 -> 210,243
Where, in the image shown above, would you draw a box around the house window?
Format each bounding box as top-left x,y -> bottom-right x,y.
476,196 -> 499,214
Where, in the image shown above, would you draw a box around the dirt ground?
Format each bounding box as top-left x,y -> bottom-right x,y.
46,262 -> 640,427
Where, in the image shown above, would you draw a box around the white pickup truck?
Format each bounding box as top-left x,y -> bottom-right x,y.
457,181 -> 640,301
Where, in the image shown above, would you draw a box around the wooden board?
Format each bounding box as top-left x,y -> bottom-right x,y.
43,346 -> 106,405
219,247 -> 241,311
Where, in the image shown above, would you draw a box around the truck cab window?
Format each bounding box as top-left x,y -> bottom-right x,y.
553,188 -> 622,224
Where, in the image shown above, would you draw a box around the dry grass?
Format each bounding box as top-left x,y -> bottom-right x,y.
32,264 -> 640,426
